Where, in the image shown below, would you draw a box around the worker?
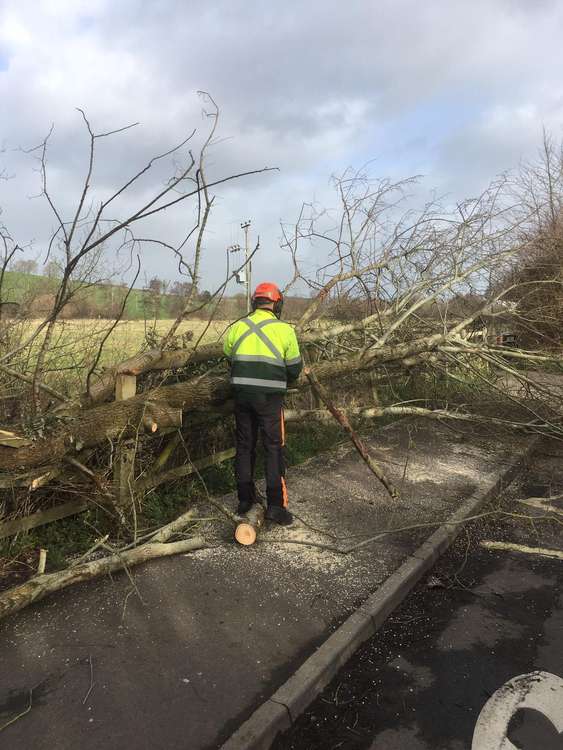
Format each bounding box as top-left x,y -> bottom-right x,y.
223,282 -> 302,525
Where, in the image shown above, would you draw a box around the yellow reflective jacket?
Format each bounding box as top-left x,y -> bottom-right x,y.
223,309 -> 302,395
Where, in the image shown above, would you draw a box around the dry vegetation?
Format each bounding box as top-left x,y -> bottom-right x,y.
24,317 -> 229,377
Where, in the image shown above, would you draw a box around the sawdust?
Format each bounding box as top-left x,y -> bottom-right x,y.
403,456 -> 489,483
260,522 -> 345,574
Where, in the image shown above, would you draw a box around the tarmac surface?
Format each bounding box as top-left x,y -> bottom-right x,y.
273,438 -> 563,750
0,419 -> 534,749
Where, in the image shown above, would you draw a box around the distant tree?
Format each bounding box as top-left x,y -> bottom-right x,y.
148,276 -> 165,294
43,260 -> 61,279
145,277 -> 170,319
171,280 -> 194,297
494,131 -> 563,347
12,259 -> 38,275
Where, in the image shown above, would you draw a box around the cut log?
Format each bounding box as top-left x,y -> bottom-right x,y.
141,402 -> 183,433
235,504 -> 265,546
0,535 -> 206,622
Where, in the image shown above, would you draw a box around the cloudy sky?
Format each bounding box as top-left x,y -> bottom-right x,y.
1,0 -> 562,293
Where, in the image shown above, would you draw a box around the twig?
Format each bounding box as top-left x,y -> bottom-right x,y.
480,540 -> 563,561
291,512 -> 340,541
176,433 -> 238,524
82,654 -> 95,705
0,364 -> 67,402
0,689 -> 33,732
86,255 -> 141,396
102,540 -> 146,608
517,497 -> 563,517
64,456 -> 111,497
70,535 -> 110,567
258,537 -> 344,554
121,587 -> 135,623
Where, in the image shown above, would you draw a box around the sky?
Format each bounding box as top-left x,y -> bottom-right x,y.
0,0 -> 562,295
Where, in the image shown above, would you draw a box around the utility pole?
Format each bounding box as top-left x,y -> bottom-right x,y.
241,220 -> 251,311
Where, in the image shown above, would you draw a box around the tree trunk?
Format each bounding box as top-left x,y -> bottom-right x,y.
77,312 -> 397,408
0,331 -> 450,474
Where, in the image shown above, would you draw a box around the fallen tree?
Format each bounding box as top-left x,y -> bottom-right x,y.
1,120 -> 563,624
0,324 -> 487,473
1,114 -> 562,533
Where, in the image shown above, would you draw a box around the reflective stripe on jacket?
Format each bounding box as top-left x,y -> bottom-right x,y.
223,309 -> 302,394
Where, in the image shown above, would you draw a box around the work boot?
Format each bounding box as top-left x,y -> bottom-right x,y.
236,499 -> 254,516
236,482 -> 257,516
265,506 -> 293,526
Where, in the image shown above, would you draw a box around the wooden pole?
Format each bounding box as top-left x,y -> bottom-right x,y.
114,373 -> 137,507
304,367 -> 400,501
235,504 -> 265,546
115,373 -> 137,401
37,549 -> 47,575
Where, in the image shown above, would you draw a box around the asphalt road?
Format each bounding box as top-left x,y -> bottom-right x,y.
273,440 -> 563,750
1,420 -> 529,750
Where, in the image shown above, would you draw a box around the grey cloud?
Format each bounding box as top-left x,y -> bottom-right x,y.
1,0 -> 563,290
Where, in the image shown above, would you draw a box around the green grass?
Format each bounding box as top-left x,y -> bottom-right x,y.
0,506 -> 115,575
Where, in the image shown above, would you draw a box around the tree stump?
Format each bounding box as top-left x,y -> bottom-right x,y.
234,504 -> 265,546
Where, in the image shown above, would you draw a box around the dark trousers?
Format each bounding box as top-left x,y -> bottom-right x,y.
234,393 -> 288,508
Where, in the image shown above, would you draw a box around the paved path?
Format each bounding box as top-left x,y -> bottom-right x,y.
274,437 -> 563,749
0,420 -> 533,749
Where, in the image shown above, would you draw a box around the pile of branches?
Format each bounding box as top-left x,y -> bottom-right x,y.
0,99 -> 562,528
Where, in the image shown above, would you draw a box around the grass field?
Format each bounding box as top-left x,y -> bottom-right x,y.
32,318 -> 229,362
10,318 -> 230,395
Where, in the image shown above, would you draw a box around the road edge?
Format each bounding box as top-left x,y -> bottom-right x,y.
219,435 -> 541,750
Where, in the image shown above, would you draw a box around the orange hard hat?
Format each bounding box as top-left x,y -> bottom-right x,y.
252,282 -> 282,303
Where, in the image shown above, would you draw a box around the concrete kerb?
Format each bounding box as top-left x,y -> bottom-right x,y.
220,436 -> 541,750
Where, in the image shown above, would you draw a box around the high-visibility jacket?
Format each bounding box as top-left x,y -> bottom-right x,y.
223,309 -> 302,395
